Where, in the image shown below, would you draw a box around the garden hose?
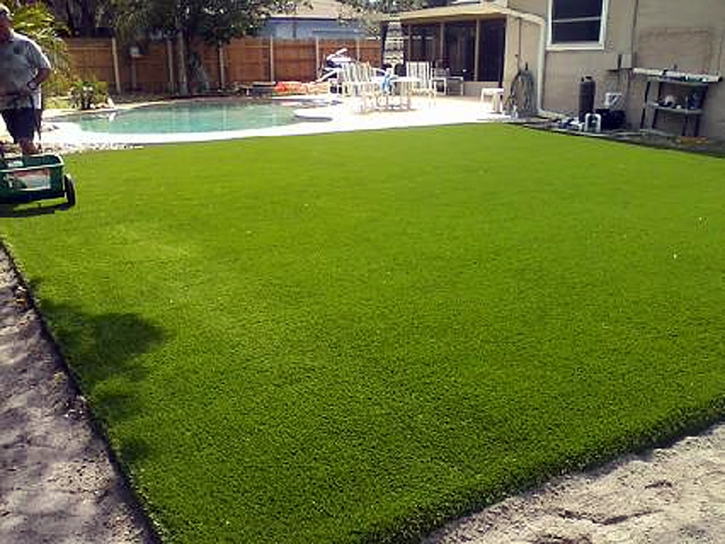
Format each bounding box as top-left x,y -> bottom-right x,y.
505,66 -> 536,118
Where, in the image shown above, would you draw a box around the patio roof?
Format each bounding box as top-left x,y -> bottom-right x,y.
395,2 -> 544,25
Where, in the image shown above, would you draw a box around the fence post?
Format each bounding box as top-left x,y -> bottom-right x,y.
177,32 -> 188,95
166,38 -> 175,93
111,37 -> 122,93
269,37 -> 275,82
356,38 -> 360,61
218,44 -> 226,89
315,37 -> 320,78
130,47 -> 138,91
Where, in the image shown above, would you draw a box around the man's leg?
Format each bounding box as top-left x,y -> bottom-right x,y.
18,137 -> 38,155
2,108 -> 39,155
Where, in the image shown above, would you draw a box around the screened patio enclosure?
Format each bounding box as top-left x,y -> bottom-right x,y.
401,18 -> 506,85
390,3 -> 545,106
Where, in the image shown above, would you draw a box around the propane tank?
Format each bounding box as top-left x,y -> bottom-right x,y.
578,76 -> 596,121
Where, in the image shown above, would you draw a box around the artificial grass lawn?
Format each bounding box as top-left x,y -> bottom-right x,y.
1,124 -> 724,542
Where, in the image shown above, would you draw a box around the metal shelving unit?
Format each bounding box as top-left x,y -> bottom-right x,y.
638,74 -> 717,137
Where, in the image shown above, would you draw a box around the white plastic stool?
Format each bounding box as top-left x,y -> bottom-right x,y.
480,87 -> 505,114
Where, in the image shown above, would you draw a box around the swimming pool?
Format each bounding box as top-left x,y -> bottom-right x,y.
61,98 -> 322,135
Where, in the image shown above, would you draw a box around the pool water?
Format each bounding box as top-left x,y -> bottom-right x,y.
65,99 -> 311,134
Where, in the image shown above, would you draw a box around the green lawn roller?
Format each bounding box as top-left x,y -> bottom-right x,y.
0,152 -> 76,207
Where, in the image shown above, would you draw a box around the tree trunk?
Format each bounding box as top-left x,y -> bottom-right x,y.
80,0 -> 94,37
64,1 -> 77,36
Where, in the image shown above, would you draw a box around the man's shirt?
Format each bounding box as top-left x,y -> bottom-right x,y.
0,31 -> 52,110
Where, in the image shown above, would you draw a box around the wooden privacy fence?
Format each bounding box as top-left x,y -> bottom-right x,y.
65,37 -> 382,94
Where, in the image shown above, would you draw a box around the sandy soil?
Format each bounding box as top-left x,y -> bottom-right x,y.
0,244 -> 155,543
424,430 -> 725,542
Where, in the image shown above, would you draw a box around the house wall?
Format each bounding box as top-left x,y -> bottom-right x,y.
259,19 -> 366,40
627,0 -> 725,138
502,17 -> 542,95
509,0 -> 546,18
533,0 -> 638,117
516,0 -> 725,139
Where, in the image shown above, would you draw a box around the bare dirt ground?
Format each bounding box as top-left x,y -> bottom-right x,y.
426,420 -> 725,543
0,244 -> 155,543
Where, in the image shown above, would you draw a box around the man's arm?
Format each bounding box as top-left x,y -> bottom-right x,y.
27,67 -> 51,91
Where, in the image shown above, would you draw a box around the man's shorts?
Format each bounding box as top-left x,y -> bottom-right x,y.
1,108 -> 39,142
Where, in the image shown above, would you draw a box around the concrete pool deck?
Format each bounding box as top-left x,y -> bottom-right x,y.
40,95 -> 506,147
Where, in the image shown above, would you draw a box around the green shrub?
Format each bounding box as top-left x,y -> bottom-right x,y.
69,77 -> 109,110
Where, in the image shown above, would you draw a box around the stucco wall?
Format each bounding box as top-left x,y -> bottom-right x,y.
509,0 -> 546,19
527,0 -> 725,138
506,0 -> 546,98
503,17 -> 542,92
627,0 -> 725,139
259,19 -> 366,39
538,0 -> 637,118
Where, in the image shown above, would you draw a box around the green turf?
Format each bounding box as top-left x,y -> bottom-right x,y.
1,124 -> 724,543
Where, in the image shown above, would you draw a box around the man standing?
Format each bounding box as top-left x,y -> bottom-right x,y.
0,3 -> 51,155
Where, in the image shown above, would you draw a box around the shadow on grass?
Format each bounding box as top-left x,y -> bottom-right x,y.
0,201 -> 73,217
27,278 -> 166,465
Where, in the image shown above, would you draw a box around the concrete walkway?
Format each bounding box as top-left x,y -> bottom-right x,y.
41,95 -> 501,146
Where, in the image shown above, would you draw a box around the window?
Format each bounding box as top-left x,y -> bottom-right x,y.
549,0 -> 607,47
444,22 -> 476,81
409,25 -> 440,62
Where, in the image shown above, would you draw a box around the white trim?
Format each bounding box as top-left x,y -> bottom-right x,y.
632,67 -> 722,82
547,42 -> 606,52
547,0 -> 609,50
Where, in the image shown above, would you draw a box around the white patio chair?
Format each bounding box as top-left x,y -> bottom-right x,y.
432,67 -> 448,95
340,62 -> 383,113
405,62 -> 436,107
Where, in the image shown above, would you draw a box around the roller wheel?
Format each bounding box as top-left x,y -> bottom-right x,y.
64,174 -> 76,207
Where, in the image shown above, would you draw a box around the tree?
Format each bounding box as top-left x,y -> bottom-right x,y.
43,0 -> 115,37
339,0 -> 427,14
110,0 -> 293,95
335,0 -> 427,38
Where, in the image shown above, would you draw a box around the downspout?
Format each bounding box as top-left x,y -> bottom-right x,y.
624,0 -> 640,109
535,16 -> 546,114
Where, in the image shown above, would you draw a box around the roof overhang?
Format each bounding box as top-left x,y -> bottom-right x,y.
392,2 -> 544,25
